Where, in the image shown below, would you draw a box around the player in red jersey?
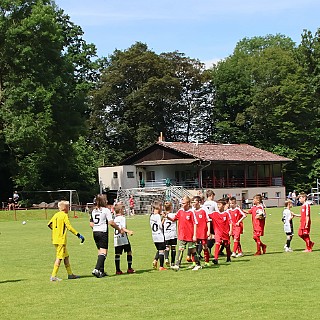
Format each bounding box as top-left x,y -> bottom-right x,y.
167,196 -> 201,271
228,196 -> 246,257
245,194 -> 267,256
208,198 -> 232,264
192,196 -> 211,267
298,192 -> 314,252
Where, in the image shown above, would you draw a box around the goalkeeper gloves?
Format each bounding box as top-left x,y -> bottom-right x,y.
77,233 -> 85,243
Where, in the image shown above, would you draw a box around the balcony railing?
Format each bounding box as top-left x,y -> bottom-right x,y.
142,177 -> 283,189
202,177 -> 283,188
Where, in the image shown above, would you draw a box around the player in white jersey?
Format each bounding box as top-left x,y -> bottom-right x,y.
282,199 -> 300,252
113,204 -> 135,274
203,192 -> 219,213
203,190 -> 218,257
150,200 -> 167,271
163,201 -> 177,267
90,194 -> 123,278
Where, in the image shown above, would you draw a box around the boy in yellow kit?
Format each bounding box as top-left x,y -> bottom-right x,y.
48,200 -> 85,281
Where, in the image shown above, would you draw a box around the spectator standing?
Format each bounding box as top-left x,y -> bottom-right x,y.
291,191 -> 297,206
129,195 -> 135,216
13,191 -> 19,206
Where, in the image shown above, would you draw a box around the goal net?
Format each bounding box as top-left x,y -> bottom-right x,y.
19,189 -> 80,211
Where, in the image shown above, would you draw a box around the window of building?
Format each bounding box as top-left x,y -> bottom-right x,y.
275,192 -> 281,198
127,172 -> 134,178
146,171 -> 155,181
113,172 -> 118,179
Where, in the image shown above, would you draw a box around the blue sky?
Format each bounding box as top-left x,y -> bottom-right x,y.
55,0 -> 320,67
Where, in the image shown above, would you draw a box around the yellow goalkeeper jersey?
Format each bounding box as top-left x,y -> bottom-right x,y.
48,211 -> 78,245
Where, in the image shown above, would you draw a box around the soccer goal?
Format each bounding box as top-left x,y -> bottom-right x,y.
19,189 -> 80,211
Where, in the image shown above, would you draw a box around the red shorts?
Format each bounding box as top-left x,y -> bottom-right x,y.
232,226 -> 243,241
298,228 -> 310,236
232,231 -> 241,242
215,234 -> 230,245
253,230 -> 264,238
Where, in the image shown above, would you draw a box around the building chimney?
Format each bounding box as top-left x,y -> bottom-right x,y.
158,132 -> 165,142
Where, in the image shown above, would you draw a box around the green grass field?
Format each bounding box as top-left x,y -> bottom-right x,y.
1,206 -> 320,320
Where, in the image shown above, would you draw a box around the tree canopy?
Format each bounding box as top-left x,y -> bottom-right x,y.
209,33 -> 319,191
88,43 -> 211,163
0,0 -> 99,200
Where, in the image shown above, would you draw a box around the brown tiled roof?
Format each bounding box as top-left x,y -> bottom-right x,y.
157,141 -> 292,162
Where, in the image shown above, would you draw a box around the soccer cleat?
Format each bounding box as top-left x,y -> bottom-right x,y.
92,269 -> 103,278
204,262 -> 211,267
165,259 -> 170,267
186,256 -> 192,262
285,247 -> 293,252
159,267 -> 167,271
116,270 -> 123,275
261,244 -> 267,254
68,274 -> 80,279
152,260 -> 158,269
50,276 -> 62,282
127,268 -> 135,274
254,251 -> 261,256
303,249 -> 312,252
92,268 -> 98,275
170,265 -> 180,271
231,252 -> 237,258
192,265 -> 202,271
236,252 -> 244,257
100,272 -> 108,277
212,259 -> 218,265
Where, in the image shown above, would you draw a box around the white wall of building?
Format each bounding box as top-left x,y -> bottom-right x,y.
98,166 -> 138,190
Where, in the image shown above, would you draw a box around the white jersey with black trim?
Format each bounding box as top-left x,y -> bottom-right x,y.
113,215 -> 129,247
203,200 -> 218,214
163,212 -> 177,241
150,213 -> 165,243
282,208 -> 293,233
91,207 -> 113,232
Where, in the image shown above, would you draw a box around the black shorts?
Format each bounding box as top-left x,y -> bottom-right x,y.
154,242 -> 166,251
115,243 -> 132,255
93,231 -> 108,250
286,232 -> 293,236
165,238 -> 177,246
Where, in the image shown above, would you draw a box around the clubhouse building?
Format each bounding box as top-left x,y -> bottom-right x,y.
98,138 -> 292,209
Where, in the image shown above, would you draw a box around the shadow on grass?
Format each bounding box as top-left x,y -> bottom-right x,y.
227,258 -> 250,264
80,268 -> 154,279
244,248 -> 320,256
0,279 -> 25,284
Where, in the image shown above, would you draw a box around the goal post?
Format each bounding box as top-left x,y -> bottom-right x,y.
19,189 -> 80,211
